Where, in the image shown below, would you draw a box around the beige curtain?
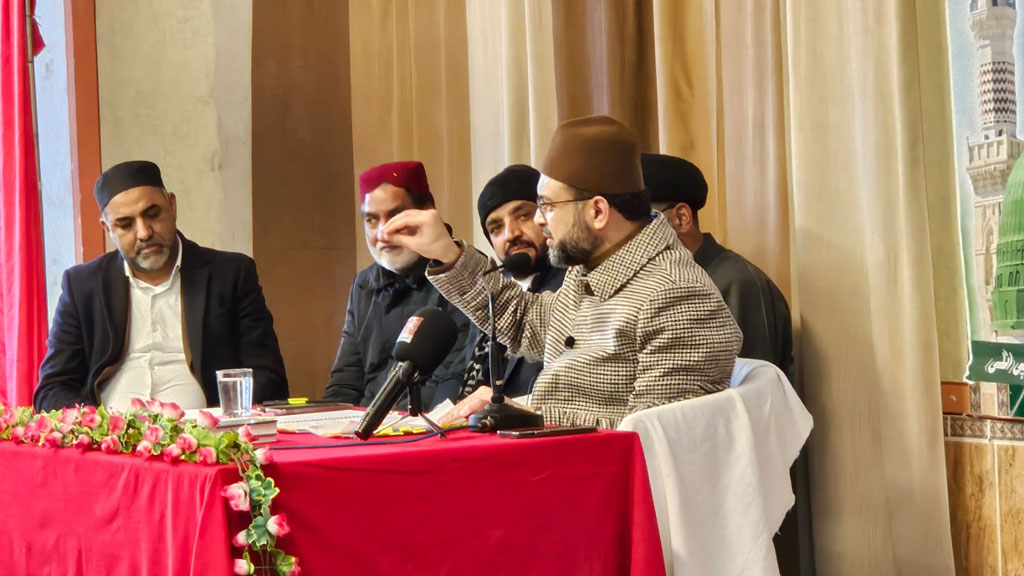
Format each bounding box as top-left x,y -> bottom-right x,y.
464,0 -> 559,251
784,1 -> 961,573
348,0 -> 474,271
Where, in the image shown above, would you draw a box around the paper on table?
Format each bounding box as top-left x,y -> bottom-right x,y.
273,399 -> 459,438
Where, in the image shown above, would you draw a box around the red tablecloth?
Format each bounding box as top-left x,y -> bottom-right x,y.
1,429 -> 665,576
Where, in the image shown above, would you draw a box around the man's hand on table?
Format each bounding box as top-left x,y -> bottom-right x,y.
438,386 -> 533,426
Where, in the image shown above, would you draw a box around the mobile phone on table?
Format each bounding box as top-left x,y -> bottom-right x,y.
497,426 -> 598,439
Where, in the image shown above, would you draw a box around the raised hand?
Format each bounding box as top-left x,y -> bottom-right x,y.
378,209 -> 462,264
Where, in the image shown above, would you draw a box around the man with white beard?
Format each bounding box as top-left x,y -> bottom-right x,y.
322,161 -> 471,408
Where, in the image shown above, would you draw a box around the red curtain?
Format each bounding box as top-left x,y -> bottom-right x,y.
0,0 -> 46,407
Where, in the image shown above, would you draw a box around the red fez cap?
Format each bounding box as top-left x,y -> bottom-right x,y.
359,161 -> 431,201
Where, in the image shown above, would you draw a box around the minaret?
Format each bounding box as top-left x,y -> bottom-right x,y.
968,0 -> 1023,338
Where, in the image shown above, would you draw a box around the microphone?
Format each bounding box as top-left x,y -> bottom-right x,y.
471,252 -> 545,432
354,306 -> 459,440
482,252 -> 533,278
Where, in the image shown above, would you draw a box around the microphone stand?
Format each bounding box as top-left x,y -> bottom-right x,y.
469,274 -> 545,432
407,379 -> 445,438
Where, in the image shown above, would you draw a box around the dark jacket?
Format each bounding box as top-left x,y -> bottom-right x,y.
35,233 -> 289,411
694,233 -> 794,382
457,262 -> 566,399
323,259 -> 471,409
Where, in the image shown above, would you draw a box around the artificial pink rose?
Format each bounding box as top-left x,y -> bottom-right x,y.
137,414 -> 151,425
99,436 -> 122,454
175,433 -> 198,452
107,413 -> 127,436
129,397 -> 148,412
163,444 -> 183,462
0,406 -> 15,426
135,440 -> 154,458
145,398 -> 163,412
197,410 -> 220,430
287,561 -> 301,576
238,425 -> 256,444
266,514 -> 291,538
254,447 -> 273,466
34,417 -> 54,436
10,426 -> 25,442
59,406 -> 80,426
59,423 -> 74,435
197,446 -> 218,465
143,424 -> 164,444
232,529 -> 248,549
74,434 -> 93,450
232,558 -> 250,576
159,402 -> 185,421
221,481 -> 250,512
80,407 -> 101,429
43,431 -> 64,448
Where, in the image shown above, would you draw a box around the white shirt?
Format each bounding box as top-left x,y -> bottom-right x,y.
100,240 -> 207,411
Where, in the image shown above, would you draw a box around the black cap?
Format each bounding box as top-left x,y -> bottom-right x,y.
641,153 -> 707,211
477,164 -> 541,240
94,160 -> 165,210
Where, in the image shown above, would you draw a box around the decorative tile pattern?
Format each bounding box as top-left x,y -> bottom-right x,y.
1000,383 -> 1011,417
949,416 -> 990,439
972,383 -> 983,414
991,420 -> 1024,442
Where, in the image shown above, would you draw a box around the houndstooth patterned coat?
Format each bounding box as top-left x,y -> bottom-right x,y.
429,213 -> 742,428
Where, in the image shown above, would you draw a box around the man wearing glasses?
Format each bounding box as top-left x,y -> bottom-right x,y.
381,115 -> 741,428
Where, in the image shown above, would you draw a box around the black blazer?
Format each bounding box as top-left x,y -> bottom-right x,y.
34,233 -> 289,411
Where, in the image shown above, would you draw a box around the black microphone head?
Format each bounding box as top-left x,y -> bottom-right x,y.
503,252 -> 533,278
393,306 -> 459,374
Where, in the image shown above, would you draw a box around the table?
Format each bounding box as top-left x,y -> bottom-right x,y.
1,429 -> 665,576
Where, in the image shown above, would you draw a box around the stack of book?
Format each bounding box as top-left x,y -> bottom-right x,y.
215,415 -> 278,444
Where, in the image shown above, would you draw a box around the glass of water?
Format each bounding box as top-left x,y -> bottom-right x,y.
216,368 -> 254,418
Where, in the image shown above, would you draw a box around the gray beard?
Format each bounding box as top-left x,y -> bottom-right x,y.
127,245 -> 172,272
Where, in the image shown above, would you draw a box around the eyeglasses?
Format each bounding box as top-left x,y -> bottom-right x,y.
536,198 -> 587,216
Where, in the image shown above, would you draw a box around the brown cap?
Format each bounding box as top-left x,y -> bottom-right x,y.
541,115 -> 644,195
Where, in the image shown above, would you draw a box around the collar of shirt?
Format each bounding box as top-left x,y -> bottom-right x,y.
693,232 -> 725,269
577,212 -> 680,301
122,237 -> 183,293
369,257 -> 429,291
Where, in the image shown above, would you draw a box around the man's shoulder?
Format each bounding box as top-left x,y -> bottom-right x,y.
64,250 -> 120,283
705,246 -> 771,291
646,245 -> 718,290
184,238 -> 255,269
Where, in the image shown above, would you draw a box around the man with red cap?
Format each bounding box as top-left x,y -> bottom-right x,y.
322,161 -> 471,409
382,116 -> 742,428
35,160 -> 289,412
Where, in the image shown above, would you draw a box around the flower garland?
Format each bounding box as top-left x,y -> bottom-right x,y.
0,399 -> 298,576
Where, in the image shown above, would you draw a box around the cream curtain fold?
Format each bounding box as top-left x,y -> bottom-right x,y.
784,1 -> 958,573
465,0 -> 559,251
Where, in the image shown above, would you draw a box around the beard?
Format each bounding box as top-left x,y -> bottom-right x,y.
127,240 -> 173,272
503,237 -> 545,279
368,242 -> 422,274
547,210 -> 600,268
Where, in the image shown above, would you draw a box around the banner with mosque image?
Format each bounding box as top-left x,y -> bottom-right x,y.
949,0 -> 1024,416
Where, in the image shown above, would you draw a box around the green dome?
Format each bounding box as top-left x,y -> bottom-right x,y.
994,158 -> 1024,331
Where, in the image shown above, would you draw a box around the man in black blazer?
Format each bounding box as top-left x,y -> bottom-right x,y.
35,161 -> 288,412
